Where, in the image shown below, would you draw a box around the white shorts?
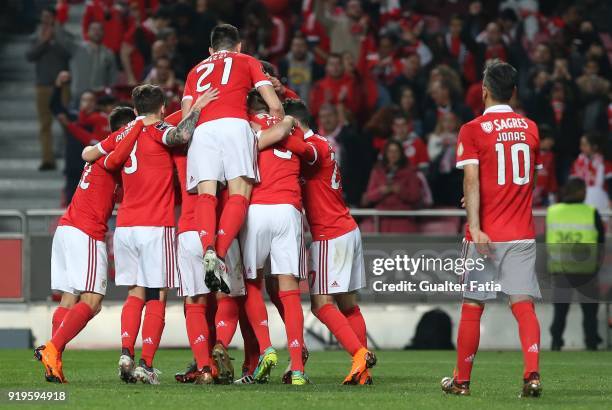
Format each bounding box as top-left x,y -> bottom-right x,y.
114,226 -> 178,288
309,227 -> 365,295
177,231 -> 246,297
462,240 -> 541,301
186,118 -> 259,191
240,204 -> 306,280
51,226 -> 108,295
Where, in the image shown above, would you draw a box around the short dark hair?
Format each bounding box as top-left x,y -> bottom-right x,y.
210,24 -> 240,51
132,84 -> 165,115
260,60 -> 277,77
247,89 -> 268,113
283,99 -> 311,128
109,106 -> 136,132
562,178 -> 586,203
382,139 -> 407,169
583,132 -> 603,152
483,60 -> 517,102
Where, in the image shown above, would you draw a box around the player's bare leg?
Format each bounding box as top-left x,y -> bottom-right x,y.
183,294 -> 214,384
509,295 -> 542,398
196,180 -> 220,291
118,286 -> 145,383
213,177 -> 253,294
133,288 -> 167,385
336,293 -> 371,385
311,294 -> 376,385
211,292 -> 237,384
276,274 -> 308,385
441,298 -> 484,396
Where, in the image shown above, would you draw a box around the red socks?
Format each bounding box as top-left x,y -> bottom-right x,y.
121,295 -> 145,357
50,302 -> 94,351
185,303 -> 211,370
239,300 -> 260,373
216,194 -> 248,258
279,290 -> 304,372
215,297 -> 239,347
314,303 -> 362,356
455,303 -> 484,383
140,300 -> 166,367
244,280 -> 272,354
196,194 -> 218,252
511,301 -> 540,379
268,286 -> 285,322
342,306 -> 367,347
52,306 -> 70,337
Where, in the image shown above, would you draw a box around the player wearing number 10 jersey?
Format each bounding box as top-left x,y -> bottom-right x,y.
181,24 -> 284,294
441,61 -> 543,398
283,100 -> 376,386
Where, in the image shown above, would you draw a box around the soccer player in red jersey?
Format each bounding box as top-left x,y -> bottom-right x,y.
283,99 -> 377,385
34,107 -> 142,383
84,85 -> 217,384
181,23 -> 284,293
441,61 -> 543,398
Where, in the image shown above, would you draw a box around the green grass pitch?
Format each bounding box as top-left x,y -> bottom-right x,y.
1,349 -> 610,409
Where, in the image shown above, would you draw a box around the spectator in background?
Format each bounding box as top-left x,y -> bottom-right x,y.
310,53 -> 362,121
534,126 -> 559,207
576,58 -> 610,133
26,7 -> 72,171
397,87 -> 423,137
120,1 -> 156,85
82,0 -> 134,55
157,27 -> 186,79
145,56 -> 183,113
391,114 -> 429,172
314,0 -> 367,61
570,133 -> 612,219
361,140 -> 423,233
173,2 -> 215,67
278,34 -> 323,101
242,1 -> 288,63
317,103 -> 369,206
427,112 -> 462,206
390,53 -> 425,105
424,78 -> 473,135
69,21 -> 118,106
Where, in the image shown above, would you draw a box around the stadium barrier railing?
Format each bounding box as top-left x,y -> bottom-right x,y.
1,208 -> 610,302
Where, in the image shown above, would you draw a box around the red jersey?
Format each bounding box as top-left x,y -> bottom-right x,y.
301,130 -> 357,240
456,105 -> 542,241
182,51 -> 271,125
172,148 -> 197,234
401,136 -> 429,168
249,112 -> 302,210
59,159 -> 118,241
99,120 -> 176,227
570,153 -> 612,189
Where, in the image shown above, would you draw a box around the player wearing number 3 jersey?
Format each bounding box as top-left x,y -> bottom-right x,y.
181,24 -> 284,293
441,61 -> 543,398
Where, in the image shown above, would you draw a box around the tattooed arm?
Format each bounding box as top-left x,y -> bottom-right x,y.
164,88 -> 219,146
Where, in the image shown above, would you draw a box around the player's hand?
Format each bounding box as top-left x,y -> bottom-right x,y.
192,88 -> 219,110
55,70 -> 71,87
470,229 -> 495,259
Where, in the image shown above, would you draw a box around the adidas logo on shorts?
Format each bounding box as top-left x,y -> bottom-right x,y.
528,343 -> 539,353
194,334 -> 206,344
143,337 -> 153,345
331,281 -> 340,288
289,339 -> 300,348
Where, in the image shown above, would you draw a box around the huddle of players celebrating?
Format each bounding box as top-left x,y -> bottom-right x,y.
34,23 -> 376,387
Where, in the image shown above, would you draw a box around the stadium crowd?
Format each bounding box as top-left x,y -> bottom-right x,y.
27,0 -> 612,232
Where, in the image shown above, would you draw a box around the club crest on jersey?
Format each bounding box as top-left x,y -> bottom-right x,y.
480,121 -> 494,133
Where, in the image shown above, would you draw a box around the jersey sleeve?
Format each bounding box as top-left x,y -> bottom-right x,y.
248,57 -> 273,89
152,122 -> 177,146
456,123 -> 479,169
96,133 -> 117,155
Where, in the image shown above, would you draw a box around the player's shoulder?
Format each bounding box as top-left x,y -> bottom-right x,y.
458,116 -> 483,135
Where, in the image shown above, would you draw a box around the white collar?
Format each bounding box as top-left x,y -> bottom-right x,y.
304,129 -> 314,139
483,104 -> 513,115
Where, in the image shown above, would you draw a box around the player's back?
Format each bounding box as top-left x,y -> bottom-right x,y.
59,159 -> 118,241
250,112 -> 302,210
184,51 -> 270,124
302,131 -> 357,240
117,121 -> 175,227
172,148 -> 197,233
457,106 -> 541,241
